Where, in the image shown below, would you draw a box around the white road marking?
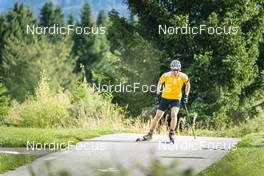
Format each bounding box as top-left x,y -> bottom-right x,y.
0,151 -> 21,155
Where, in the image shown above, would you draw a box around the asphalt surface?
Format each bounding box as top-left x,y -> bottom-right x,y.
1,133 -> 240,176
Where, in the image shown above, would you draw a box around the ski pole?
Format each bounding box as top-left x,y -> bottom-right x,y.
184,104 -> 196,139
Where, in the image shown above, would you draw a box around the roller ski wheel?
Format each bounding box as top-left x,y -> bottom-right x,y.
169,130 -> 175,144
136,132 -> 153,142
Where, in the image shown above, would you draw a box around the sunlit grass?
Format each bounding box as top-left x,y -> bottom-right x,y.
0,154 -> 37,174
198,133 -> 264,176
0,127 -> 133,147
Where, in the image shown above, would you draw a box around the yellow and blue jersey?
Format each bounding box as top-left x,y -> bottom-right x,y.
159,71 -> 189,100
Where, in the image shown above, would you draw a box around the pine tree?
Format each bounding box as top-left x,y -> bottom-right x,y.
0,14 -> 6,75
39,2 -> 65,27
67,12 -> 76,25
2,34 -> 77,101
1,3 -> 76,101
97,10 -> 107,26
0,3 -> 36,101
1,3 -> 36,43
72,3 -> 97,80
39,1 -> 65,41
91,11 -> 116,83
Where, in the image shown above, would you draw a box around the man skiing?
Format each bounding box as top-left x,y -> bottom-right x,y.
138,59 -> 190,143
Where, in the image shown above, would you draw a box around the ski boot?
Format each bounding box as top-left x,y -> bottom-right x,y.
136,130 -> 153,142
169,129 -> 175,144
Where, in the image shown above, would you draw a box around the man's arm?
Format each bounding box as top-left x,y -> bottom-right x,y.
183,81 -> 190,104
155,81 -> 163,105
185,81 -> 190,96
156,81 -> 162,95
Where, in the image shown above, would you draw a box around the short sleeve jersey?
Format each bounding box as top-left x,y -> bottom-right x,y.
159,71 -> 189,100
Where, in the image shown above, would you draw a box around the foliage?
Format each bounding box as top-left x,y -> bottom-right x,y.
193,112 -> 264,137
0,127 -> 125,174
39,1 -> 66,41
72,3 -> 97,80
107,10 -> 161,115
127,0 -> 264,127
4,72 -> 127,129
1,35 -> 76,101
0,154 -> 37,174
0,82 -> 9,124
69,80 -> 126,129
97,10 -> 107,26
0,127 -> 122,148
5,73 -> 72,128
39,1 -> 65,27
0,3 -> 36,74
0,1 -> 263,129
198,132 -> 264,176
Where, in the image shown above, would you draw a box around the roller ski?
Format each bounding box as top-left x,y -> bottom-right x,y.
168,129 -> 175,144
136,131 -> 153,142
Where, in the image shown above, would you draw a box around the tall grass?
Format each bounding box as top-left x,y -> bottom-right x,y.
4,72 -> 263,136
188,111 -> 264,137
4,73 -> 131,129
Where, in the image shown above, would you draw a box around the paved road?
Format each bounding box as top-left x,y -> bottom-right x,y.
2,134 -> 240,176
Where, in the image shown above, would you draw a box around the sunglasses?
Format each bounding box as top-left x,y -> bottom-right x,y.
172,69 -> 179,71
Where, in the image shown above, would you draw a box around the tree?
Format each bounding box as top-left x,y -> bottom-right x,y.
105,10 -> 161,115
97,10 -> 107,26
67,12 -> 76,25
91,10 -> 116,83
0,14 -> 6,75
39,1 -> 65,27
127,0 -> 264,127
0,3 -> 36,46
0,3 -> 36,101
39,1 -> 65,41
72,3 -> 97,80
2,34 -> 77,101
0,81 -> 9,124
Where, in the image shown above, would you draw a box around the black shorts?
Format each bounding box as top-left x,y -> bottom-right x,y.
158,98 -> 181,111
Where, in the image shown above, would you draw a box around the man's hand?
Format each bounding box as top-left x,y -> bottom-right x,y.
155,94 -> 161,105
183,95 -> 188,104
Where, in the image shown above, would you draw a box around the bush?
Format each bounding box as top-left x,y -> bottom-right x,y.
0,83 -> 9,125
69,81 -> 126,129
5,74 -> 71,128
4,73 -> 127,129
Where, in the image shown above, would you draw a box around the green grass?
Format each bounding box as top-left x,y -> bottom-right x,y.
0,127 -> 131,173
0,154 -> 38,173
198,132 -> 264,176
180,114 -> 264,138
0,127 -> 130,147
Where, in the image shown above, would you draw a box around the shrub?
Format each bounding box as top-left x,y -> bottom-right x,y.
4,73 -> 128,129
5,74 -> 71,128
0,83 -> 9,125
69,81 -> 126,129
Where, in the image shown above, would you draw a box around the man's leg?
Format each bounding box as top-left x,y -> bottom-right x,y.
170,107 -> 179,130
142,110 -> 164,140
150,110 -> 165,131
169,107 -> 179,143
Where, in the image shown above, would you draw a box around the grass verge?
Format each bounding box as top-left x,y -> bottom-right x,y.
0,127 -> 131,173
198,132 -> 264,176
0,127 -> 131,147
0,154 -> 38,173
